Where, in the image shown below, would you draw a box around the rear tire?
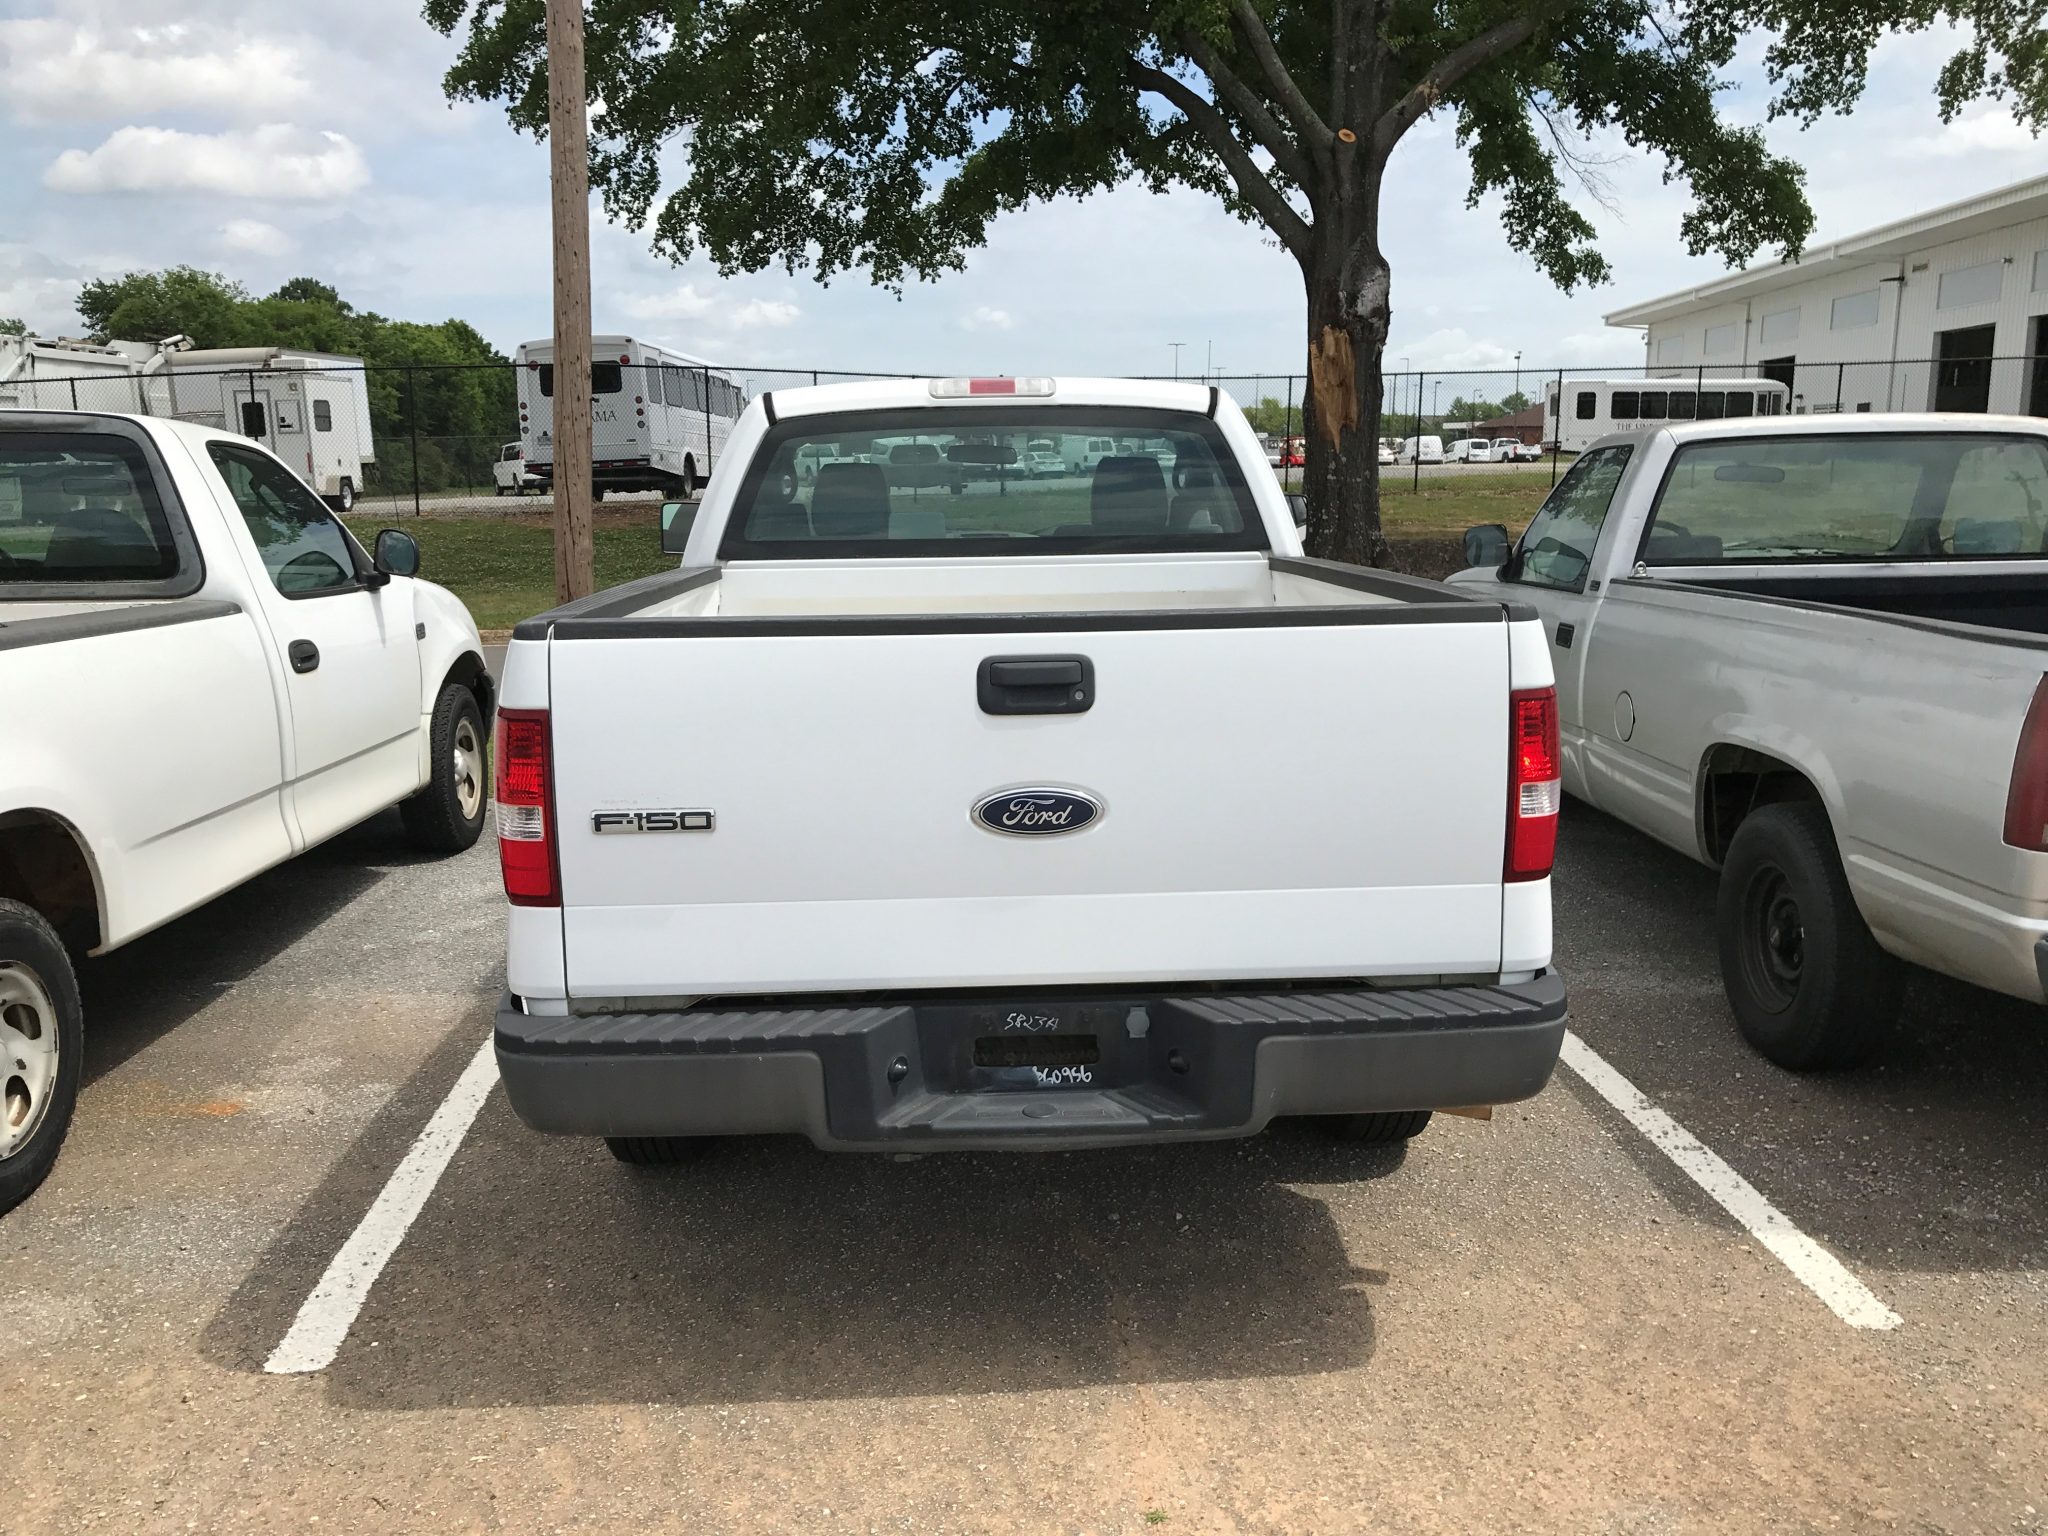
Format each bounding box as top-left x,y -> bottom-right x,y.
400,683 -> 487,854
1717,801 -> 1903,1070
0,899 -> 84,1218
606,1136 -> 711,1166
1318,1110 -> 1433,1144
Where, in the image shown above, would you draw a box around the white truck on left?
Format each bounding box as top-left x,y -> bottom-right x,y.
0,412 -> 495,1214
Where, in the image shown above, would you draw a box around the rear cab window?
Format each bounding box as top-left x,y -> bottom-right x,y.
1643,433 -> 2048,563
0,427 -> 201,599
720,407 -> 1269,558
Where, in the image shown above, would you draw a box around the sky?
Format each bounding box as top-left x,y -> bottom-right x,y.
2,1 -> 2043,386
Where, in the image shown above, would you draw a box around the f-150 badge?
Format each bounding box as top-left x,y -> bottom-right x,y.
591,810 -> 714,833
971,788 -> 1102,837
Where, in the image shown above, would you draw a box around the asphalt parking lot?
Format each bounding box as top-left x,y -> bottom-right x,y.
6,802 -> 2044,1534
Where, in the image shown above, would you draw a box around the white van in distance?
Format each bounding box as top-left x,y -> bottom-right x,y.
1401,435 -> 1444,464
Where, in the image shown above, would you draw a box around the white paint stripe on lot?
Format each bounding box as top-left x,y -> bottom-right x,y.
1559,1030 -> 1901,1331
264,1036 -> 501,1374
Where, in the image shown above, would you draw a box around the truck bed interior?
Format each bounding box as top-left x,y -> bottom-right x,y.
1683,570 -> 2048,637
634,555 -> 1447,619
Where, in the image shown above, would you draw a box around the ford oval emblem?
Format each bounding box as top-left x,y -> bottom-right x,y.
972,787 -> 1103,837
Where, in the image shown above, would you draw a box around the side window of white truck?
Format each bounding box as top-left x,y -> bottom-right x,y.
206,442 -> 362,596
0,429 -> 200,597
1515,444 -> 1632,591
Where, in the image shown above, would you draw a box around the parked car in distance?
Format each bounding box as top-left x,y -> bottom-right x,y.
0,411 -> 494,1214
1378,440 -> 1397,466
494,441 -> 543,495
1492,438 -> 1543,463
1450,414 -> 2048,1069
1445,438 -> 1497,464
1401,435 -> 1445,465
492,375 -> 1567,1165
1024,449 -> 1066,478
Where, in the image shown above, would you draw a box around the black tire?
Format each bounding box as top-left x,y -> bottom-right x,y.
1318,1110 -> 1433,1144
0,899 -> 84,1218
400,683 -> 487,854
606,1135 -> 711,1165
682,457 -> 698,497
1717,801 -> 1903,1070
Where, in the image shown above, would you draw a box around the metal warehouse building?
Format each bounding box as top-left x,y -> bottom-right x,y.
1605,173 -> 2048,418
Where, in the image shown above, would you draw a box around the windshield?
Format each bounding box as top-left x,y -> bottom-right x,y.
720,407 -> 1266,557
1646,433 -> 2048,562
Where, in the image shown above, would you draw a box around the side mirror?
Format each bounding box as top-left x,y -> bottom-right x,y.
660,501 -> 694,555
1462,523 -> 1511,570
1284,492 -> 1308,531
373,528 -> 421,579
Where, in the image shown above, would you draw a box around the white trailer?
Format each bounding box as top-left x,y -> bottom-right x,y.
0,335 -> 156,412
515,335 -> 742,498
141,348 -> 375,511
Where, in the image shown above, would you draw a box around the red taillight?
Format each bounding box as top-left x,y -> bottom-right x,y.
2003,675 -> 2048,852
495,707 -> 559,905
1508,686 -> 1561,881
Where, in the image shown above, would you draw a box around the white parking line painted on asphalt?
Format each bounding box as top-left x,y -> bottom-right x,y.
1559,1030 -> 1901,1331
264,1036 -> 501,1374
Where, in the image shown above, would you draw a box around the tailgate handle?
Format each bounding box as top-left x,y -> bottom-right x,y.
979,654 -> 1093,715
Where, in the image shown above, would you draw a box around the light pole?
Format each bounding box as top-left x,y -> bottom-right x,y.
1169,342 -> 1184,379
1513,350 -> 1522,404
1432,379 -> 1442,421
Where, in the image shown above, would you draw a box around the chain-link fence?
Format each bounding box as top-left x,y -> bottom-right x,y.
5,353 -> 2045,514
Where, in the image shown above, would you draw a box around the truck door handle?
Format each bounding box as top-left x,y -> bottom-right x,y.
978,654 -> 1093,715
288,640 -> 320,674
1554,621 -> 1576,649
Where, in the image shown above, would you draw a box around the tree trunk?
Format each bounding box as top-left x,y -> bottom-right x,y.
1300,235 -> 1392,567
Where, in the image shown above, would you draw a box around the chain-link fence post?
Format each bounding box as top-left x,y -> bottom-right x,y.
1835,362 -> 1845,414
1412,373 -> 1422,492
1284,374 -> 1295,445
407,366 -> 422,518
1551,369 -> 1563,486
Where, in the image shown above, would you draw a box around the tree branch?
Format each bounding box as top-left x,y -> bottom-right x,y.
1373,16 -> 1539,160
1177,27 -> 1318,195
1220,0 -> 1332,147
1127,59 -> 1312,260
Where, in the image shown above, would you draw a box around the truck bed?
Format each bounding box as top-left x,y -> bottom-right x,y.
1674,568 -> 2048,637
513,552 -> 1466,628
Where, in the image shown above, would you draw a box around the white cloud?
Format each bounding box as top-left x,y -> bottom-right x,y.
624,284 -> 716,321
1899,106 -> 2040,159
218,217 -> 293,256
727,297 -> 799,329
43,124 -> 370,200
0,243 -> 86,332
0,19 -> 312,122
959,304 -> 1016,332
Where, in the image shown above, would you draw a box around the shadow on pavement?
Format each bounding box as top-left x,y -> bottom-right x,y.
1554,802 -> 2048,1276
204,1004 -> 1399,1406
79,811 -> 420,1086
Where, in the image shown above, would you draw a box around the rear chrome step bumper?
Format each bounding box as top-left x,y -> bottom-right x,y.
496,975 -> 1567,1152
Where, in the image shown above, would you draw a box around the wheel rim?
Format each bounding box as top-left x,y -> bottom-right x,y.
0,961 -> 61,1161
341,481 -> 354,510
452,714 -> 484,822
1739,864 -> 1804,1012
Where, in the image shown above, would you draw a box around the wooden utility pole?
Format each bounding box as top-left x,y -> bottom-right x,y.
545,0 -> 595,602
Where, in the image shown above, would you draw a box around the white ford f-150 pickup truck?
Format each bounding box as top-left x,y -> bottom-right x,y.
493,376 -> 1567,1162
1,411 -> 494,1213
1448,414 -> 2048,1069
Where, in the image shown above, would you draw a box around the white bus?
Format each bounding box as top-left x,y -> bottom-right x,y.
1545,376 -> 1791,454
516,335 -> 744,498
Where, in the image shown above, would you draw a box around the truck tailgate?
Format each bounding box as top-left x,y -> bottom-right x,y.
548,617 -> 1513,997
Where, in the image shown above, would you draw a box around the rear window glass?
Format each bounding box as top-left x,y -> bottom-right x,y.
0,433 -> 185,587
721,408 -> 1268,557
536,362 -> 624,397
1646,433 -> 2048,562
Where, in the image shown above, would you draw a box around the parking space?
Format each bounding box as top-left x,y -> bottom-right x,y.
5,808 -> 2045,1533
